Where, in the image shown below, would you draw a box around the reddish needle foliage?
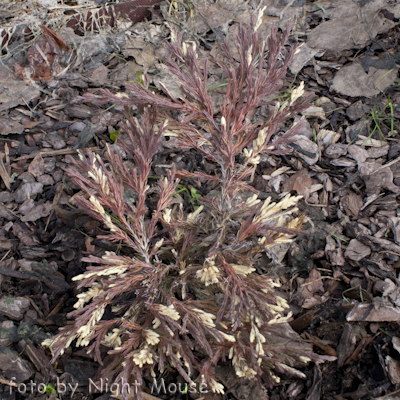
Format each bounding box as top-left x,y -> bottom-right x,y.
46,14 -> 333,400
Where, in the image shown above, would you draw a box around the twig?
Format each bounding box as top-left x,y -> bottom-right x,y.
0,375 -> 18,387
371,154 -> 400,175
13,146 -> 100,161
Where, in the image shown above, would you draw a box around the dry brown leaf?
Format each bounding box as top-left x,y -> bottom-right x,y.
289,43 -> 321,74
346,301 -> 400,322
386,356 -> 400,384
301,105 -> 326,119
317,129 -> 341,147
347,145 -> 368,164
344,239 -> 371,261
340,192 -> 363,217
363,168 -> 400,195
289,135 -> 319,165
28,154 -> 45,178
85,237 -> 95,253
282,170 -> 312,200
354,135 -> 387,147
0,117 -> 24,135
336,323 -> 356,368
307,0 -> 398,52
14,25 -> 71,83
331,63 -> 397,97
20,203 -> 53,222
297,269 -> 325,309
328,248 -> 345,266
0,66 -> 40,112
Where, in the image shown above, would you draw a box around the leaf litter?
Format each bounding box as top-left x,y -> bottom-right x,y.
1,0 -> 400,399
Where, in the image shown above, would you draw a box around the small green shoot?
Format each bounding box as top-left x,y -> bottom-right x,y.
312,127 -> 317,143
342,285 -> 365,303
378,327 -> 393,338
110,130 -> 120,142
270,75 -> 298,102
354,96 -> 399,146
10,172 -> 18,184
176,184 -> 201,210
101,104 -> 116,113
313,3 -> 332,19
207,82 -> 228,92
331,233 -> 349,244
74,224 -> 90,237
181,384 -> 189,394
44,383 -> 57,395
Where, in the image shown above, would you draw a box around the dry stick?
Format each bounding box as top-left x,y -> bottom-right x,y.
373,388 -> 400,400
45,183 -> 65,232
279,0 -> 297,19
345,335 -> 375,365
371,153 -> 400,175
27,297 -> 45,318
0,153 -> 10,190
0,249 -> 11,263
0,375 -> 18,387
48,293 -> 69,316
13,146 -> 100,162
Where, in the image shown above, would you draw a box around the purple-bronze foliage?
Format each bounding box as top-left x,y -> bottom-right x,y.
47,14 -> 334,400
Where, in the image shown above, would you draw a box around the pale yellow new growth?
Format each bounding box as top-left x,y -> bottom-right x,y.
218,331 -> 236,342
196,257 -> 220,286
277,363 -> 306,379
196,265 -> 220,286
88,157 -> 110,195
154,239 -> 164,250
245,194 -> 261,208
290,81 -> 305,105
152,318 -> 161,329
254,193 -> 302,224
73,283 -> 103,309
162,177 -> 169,190
231,264 -> 256,276
163,208 -> 172,223
250,322 -> 266,357
187,205 -> 204,222
221,116 -> 226,129
259,213 -> 306,249
163,130 -> 178,137
89,196 -> 117,232
73,265 -> 128,281
247,44 -> 253,66
272,374 -> 281,383
181,41 -> 187,55
267,311 -> 293,325
243,148 -> 261,165
154,304 -> 180,321
76,303 -> 106,346
101,328 -> 122,349
249,322 -> 266,344
209,379 -> 225,395
144,329 -> 160,345
253,127 -> 268,152
132,346 -> 154,368
276,296 -> 289,309
255,6 -> 266,31
232,354 -> 258,379
192,308 -> 216,328
115,92 -> 130,98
